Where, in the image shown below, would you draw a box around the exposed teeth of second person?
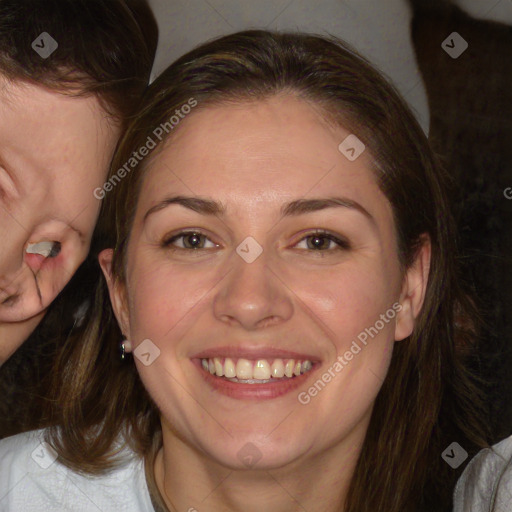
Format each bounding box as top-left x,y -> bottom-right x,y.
26,241 -> 55,258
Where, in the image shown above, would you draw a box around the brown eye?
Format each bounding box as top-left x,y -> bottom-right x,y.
296,231 -> 350,251
163,231 -> 217,250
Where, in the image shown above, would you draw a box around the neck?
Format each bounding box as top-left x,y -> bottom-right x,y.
154,419 -> 368,512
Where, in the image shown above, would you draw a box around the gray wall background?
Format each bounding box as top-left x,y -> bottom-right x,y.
146,0 -> 512,135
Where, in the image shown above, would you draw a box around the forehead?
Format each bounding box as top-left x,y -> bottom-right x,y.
0,78 -> 117,181
141,95 -> 389,219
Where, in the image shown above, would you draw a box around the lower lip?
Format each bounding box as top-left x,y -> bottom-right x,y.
193,359 -> 319,400
25,251 -> 62,272
24,252 -> 46,268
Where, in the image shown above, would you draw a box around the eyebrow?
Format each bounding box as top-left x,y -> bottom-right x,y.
143,195 -> 375,225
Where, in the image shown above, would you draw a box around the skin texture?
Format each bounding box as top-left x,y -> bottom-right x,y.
101,95 -> 430,512
0,78 -> 120,364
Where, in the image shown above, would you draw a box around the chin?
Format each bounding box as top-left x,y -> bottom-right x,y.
209,443 -> 302,471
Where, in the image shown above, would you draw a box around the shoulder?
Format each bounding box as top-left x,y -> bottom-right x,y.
454,435 -> 512,512
0,429 -> 45,484
0,428 -> 155,512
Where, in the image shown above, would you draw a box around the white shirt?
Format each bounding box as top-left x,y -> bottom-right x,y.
4,428 -> 512,511
454,435 -> 512,512
0,429 -> 156,512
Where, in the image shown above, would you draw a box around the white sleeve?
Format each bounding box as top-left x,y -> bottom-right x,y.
453,435 -> 512,512
0,429 -> 155,512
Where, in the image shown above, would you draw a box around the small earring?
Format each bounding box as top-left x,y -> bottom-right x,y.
120,339 -> 132,360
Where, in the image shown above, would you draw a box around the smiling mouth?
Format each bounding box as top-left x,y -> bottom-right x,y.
195,356 -> 318,400
26,241 -> 61,258
200,357 -> 314,383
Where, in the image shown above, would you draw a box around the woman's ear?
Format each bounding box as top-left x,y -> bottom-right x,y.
395,235 -> 431,341
98,248 -> 131,339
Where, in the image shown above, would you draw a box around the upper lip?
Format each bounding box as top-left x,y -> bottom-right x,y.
191,345 -> 321,362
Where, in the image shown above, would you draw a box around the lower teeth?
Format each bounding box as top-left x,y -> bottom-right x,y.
224,376 -> 294,384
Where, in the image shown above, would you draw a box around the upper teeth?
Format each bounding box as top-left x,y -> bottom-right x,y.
26,241 -> 55,257
201,357 -> 313,381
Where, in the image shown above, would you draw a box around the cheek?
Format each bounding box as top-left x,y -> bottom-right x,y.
294,262 -> 398,403
126,256 -> 216,341
299,263 -> 397,346
68,186 -> 103,231
126,253 -> 400,348
300,264 -> 397,436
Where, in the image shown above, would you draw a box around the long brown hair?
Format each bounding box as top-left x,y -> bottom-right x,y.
45,30 -> 489,511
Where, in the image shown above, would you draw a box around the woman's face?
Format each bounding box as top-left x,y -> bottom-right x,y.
0,79 -> 119,362
103,94 -> 429,470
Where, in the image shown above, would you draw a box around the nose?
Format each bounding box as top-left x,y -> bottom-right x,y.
213,249 -> 293,330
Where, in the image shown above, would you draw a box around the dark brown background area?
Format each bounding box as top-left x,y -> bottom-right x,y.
409,0 -> 512,440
